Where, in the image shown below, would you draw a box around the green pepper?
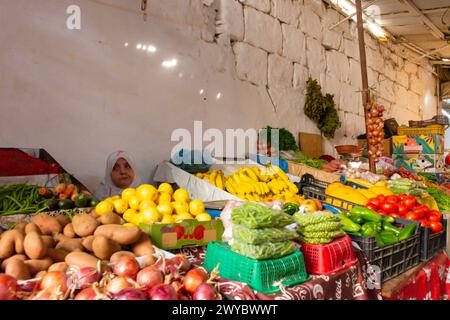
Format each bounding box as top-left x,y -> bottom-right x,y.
379,230 -> 398,245
361,223 -> 378,237
350,207 -> 382,222
375,234 -> 385,247
383,216 -> 395,224
282,202 -> 299,215
382,221 -> 401,236
398,223 -> 417,241
349,215 -> 364,224
339,214 -> 361,233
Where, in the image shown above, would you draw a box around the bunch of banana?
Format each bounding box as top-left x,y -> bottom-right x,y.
195,170 -> 226,190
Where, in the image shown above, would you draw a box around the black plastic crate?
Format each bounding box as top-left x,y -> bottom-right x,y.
350,217 -> 421,283
420,218 -> 447,262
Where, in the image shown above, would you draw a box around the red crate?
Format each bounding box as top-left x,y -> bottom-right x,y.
298,235 -> 357,275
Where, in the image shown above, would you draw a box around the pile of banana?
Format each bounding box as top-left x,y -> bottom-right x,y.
195,165 -> 300,202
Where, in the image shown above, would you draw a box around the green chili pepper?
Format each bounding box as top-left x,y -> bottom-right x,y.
379,230 -> 398,245
350,207 -> 382,222
361,222 -> 378,237
382,221 -> 401,236
339,214 -> 361,233
398,223 -> 417,241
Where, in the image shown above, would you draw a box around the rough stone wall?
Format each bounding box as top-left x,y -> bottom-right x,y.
217,0 -> 437,155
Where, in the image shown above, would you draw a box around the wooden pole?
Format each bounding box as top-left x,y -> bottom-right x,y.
355,0 -> 375,173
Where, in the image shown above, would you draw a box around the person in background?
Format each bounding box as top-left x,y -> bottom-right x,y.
94,150 -> 142,200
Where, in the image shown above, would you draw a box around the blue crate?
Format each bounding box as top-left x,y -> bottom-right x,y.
206,208 -> 222,218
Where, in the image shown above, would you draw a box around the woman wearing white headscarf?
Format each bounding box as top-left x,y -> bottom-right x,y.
94,150 -> 142,200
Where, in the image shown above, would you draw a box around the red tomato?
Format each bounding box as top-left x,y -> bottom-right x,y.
404,197 -> 416,209
366,203 -> 378,212
428,210 -> 442,219
418,205 -> 430,214
397,204 -> 408,216
405,212 -> 418,221
429,222 -> 443,233
380,202 -> 397,213
386,195 -> 399,204
428,215 -> 441,223
398,194 -> 408,202
390,213 -> 400,218
376,194 -> 386,202
420,220 -> 430,228
412,207 -> 427,219
377,210 -> 388,216
368,198 -> 380,207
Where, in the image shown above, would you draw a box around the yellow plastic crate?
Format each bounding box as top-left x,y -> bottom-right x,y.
398,125 -> 445,136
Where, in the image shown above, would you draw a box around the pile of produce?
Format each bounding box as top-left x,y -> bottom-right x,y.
0,183 -> 97,216
294,212 -> 344,244
1,251 -> 221,300
304,78 -> 341,138
365,102 -> 385,162
426,186 -> 450,213
324,182 -> 393,207
95,183 -> 211,226
340,207 -> 417,246
196,165 -> 302,203
388,178 -> 424,196
230,202 -> 296,260
364,194 -> 443,233
0,211 -> 155,281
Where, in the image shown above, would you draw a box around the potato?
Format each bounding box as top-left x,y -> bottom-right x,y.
109,251 -> 136,264
94,225 -> 141,245
0,230 -> 25,259
14,222 -> 27,234
63,223 -> 76,238
72,214 -> 100,237
132,233 -> 154,257
48,262 -> 69,273
65,252 -> 100,269
89,208 -> 99,218
56,237 -> 84,252
81,235 -> 94,252
32,214 -> 62,235
55,215 -> 71,228
25,223 -> 41,235
41,236 -> 55,249
92,236 -> 121,260
97,211 -> 121,225
46,248 -> 69,262
1,254 -> 27,271
6,259 -> 30,280
25,258 -> 53,276
24,232 -> 47,259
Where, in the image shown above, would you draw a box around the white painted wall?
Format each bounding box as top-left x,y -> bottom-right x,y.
0,0 -> 438,191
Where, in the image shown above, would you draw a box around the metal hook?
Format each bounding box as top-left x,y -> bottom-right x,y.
141,0 -> 147,21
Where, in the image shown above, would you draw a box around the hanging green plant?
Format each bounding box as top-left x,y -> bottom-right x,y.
264,126 -> 298,151
304,77 -> 341,139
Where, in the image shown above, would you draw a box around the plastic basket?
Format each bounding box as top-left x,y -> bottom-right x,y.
203,242 -> 309,294
298,235 -> 357,275
398,125 -> 445,136
420,218 -> 447,261
340,176 -> 368,189
350,217 -> 421,283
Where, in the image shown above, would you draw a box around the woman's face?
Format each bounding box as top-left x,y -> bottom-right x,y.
111,158 -> 135,189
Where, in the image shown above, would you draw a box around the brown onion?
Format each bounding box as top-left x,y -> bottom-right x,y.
39,271 -> 68,293
113,256 -> 140,279
74,288 -> 97,300
183,268 -> 208,294
106,276 -> 133,294
136,267 -> 163,288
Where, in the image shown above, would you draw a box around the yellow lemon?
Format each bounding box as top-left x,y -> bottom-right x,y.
95,201 -> 113,215
189,199 -> 205,216
139,207 -> 161,224
139,200 -> 156,211
157,192 -> 172,205
104,197 -> 114,206
161,214 -> 175,224
121,188 -> 136,202
158,183 -> 174,195
128,196 -> 140,210
173,201 -> 189,215
123,223 -> 136,227
196,212 -> 212,222
123,208 -> 138,222
156,203 -> 173,216
175,212 -> 194,222
173,188 -> 190,202
111,195 -> 121,200
136,184 -> 157,202
113,199 -> 128,214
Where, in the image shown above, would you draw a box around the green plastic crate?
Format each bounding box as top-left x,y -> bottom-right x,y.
203,242 -> 309,294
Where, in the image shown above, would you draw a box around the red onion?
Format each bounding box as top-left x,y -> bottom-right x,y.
114,288 -> 147,300
39,271 -> 68,293
0,274 -> 17,300
106,276 -> 133,295
149,284 -> 178,300
74,288 -> 97,300
113,256 -> 140,279
136,267 -> 163,288
170,255 -> 191,272
76,267 -> 100,289
17,280 -> 37,293
193,283 -> 218,300
183,268 -> 208,294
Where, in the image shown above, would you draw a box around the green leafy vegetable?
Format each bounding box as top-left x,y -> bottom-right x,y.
263,126 -> 298,151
